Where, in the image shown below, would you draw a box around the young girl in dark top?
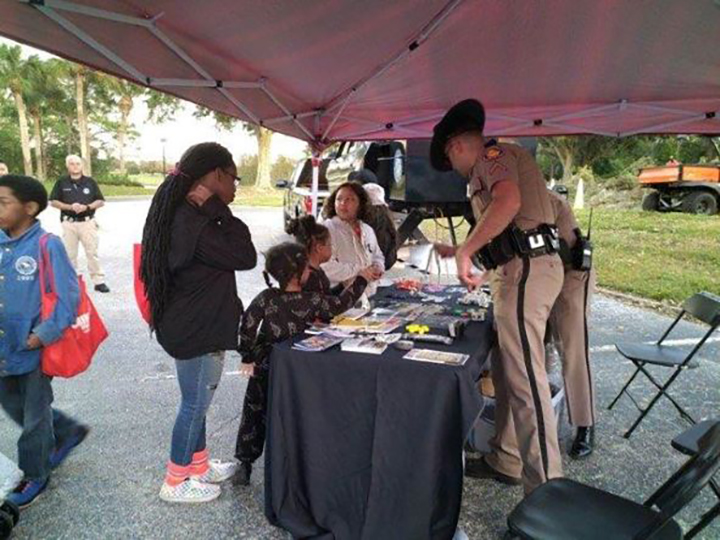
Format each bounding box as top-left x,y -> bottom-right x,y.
287,215 -> 333,294
234,242 -> 370,485
141,142 -> 256,503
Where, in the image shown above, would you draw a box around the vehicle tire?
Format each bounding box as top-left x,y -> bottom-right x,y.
283,212 -> 292,234
641,191 -> 660,212
681,191 -> 718,215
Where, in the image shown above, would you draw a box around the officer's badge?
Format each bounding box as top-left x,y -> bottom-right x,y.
483,147 -> 504,161
15,256 -> 37,276
83,188 -> 91,194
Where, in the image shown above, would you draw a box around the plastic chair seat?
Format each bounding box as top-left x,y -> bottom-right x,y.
672,420 -> 720,456
508,478 -> 682,540
616,342 -> 698,368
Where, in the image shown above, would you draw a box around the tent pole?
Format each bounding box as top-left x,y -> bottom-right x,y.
311,153 -> 321,217
31,4 -> 147,83
22,0 -> 153,28
322,0 -> 465,116
620,113 -> 715,137
260,80 -> 316,141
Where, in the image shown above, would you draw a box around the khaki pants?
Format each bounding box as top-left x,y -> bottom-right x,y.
61,219 -> 105,285
549,268 -> 597,428
485,254 -> 564,494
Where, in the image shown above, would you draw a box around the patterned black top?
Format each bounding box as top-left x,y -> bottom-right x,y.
303,266 -> 332,294
239,276 -> 367,365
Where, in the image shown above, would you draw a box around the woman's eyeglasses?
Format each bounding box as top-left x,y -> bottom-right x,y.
223,169 -> 241,188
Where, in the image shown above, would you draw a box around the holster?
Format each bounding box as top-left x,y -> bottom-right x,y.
473,223 -> 560,270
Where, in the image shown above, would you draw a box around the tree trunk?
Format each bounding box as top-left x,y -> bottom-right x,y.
75,69 -> 92,176
32,112 -> 45,181
12,89 -> 33,176
547,139 -> 575,183
118,94 -> 133,175
255,126 -> 273,189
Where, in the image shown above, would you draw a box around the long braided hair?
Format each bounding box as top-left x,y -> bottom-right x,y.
140,142 -> 234,329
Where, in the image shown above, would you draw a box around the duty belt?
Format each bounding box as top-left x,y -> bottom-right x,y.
473,223 -> 560,270
62,215 -> 93,223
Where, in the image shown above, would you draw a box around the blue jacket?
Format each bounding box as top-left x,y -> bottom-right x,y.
0,222 -> 80,376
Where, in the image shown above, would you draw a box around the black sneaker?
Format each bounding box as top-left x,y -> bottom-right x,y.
233,461 -> 252,486
94,283 -> 110,293
465,456 -> 522,485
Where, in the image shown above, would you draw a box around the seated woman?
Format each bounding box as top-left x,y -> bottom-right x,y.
362,182 -> 399,270
320,181 -> 384,296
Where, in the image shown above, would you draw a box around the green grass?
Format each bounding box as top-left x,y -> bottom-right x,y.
42,182 -> 154,198
234,187 -> 285,207
421,209 -> 720,305
128,173 -> 165,186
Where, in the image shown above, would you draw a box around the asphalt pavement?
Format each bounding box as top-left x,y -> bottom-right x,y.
1,200 -> 718,539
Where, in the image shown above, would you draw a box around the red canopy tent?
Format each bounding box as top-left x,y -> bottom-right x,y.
2,0 -> 720,148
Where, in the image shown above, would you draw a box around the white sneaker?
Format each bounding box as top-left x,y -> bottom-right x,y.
159,478 -> 221,503
191,459 -> 238,484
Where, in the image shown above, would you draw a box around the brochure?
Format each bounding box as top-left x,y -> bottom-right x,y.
293,334 -> 345,352
403,348 -> 469,366
341,337 -> 388,355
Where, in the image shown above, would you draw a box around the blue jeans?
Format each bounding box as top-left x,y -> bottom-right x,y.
170,353 -> 225,466
0,368 -> 82,481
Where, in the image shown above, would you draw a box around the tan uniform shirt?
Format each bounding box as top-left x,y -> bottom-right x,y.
468,141 -> 555,231
548,191 -> 580,249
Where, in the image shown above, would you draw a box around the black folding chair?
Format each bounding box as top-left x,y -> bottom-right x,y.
607,291 -> 720,438
671,419 -> 720,539
506,422 -> 720,539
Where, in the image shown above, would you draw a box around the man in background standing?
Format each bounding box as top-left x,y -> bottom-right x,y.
49,155 -> 110,293
0,162 -> 8,176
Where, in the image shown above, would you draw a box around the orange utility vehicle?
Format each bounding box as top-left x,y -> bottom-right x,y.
639,164 -> 720,215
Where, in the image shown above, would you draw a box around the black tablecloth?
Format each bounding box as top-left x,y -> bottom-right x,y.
265,288 -> 496,540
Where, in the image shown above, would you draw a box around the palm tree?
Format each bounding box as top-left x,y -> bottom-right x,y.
25,57 -> 66,181
0,44 -> 33,175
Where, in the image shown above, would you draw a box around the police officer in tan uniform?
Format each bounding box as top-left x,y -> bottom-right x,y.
431,99 -> 564,493
547,190 -> 597,458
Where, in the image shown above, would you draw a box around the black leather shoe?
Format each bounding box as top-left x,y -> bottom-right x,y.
94,283 -> 110,293
233,461 -> 252,486
465,456 -> 522,485
569,426 -> 595,459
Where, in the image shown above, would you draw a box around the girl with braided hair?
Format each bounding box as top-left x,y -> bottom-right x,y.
234,242 -> 371,485
287,214 -> 334,294
141,142 -> 256,503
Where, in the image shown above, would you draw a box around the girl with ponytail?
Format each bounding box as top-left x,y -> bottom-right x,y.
141,142 -> 257,503
287,214 -> 333,294
234,242 -> 372,485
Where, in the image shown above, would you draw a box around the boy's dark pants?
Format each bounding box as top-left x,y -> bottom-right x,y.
0,368 -> 82,481
235,363 -> 269,464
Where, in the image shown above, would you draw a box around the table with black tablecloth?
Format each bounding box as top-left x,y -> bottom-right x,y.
264,286 -> 496,540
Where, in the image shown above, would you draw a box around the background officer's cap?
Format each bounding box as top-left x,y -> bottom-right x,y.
430,99 -> 486,171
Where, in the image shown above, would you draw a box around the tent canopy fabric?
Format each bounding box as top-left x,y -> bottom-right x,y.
2,0 -> 720,146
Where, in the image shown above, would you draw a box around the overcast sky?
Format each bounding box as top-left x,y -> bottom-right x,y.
0,37 -> 307,164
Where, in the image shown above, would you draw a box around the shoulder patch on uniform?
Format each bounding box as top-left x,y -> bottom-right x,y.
483,146 -> 504,161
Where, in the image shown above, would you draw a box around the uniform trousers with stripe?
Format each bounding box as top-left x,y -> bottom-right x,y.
549,268 -> 597,428
485,254 -> 564,494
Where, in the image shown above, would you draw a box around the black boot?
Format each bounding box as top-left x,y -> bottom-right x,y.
233,461 -> 252,486
569,426 -> 595,459
465,456 -> 522,486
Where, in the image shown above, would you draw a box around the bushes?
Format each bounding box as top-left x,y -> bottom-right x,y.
97,173 -> 144,188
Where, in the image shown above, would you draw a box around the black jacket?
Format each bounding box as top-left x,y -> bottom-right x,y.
156,196 -> 256,359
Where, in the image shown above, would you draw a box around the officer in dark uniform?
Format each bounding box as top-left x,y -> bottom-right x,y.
49,155 -> 109,292
431,99 -> 564,494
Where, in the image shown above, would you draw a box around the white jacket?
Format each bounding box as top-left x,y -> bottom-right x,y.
321,216 -> 385,296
